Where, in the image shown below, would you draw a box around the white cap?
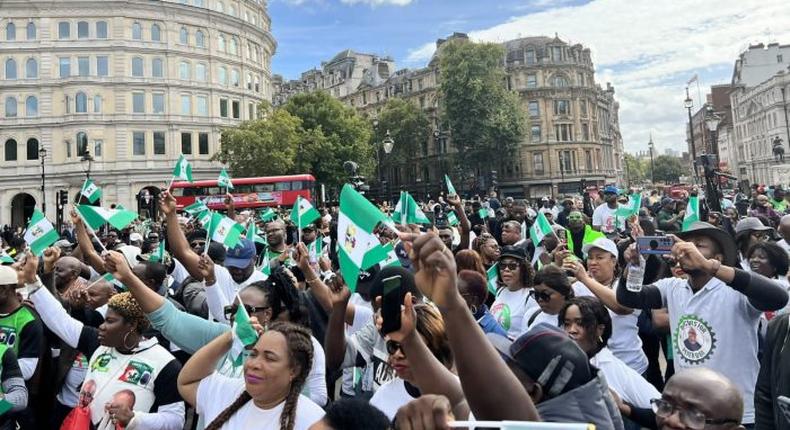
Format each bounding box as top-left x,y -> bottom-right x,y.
129,233 -> 143,242
0,266 -> 16,285
117,245 -> 141,267
582,237 -> 618,260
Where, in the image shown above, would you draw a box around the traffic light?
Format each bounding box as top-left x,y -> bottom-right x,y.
490,170 -> 498,189
59,190 -> 69,206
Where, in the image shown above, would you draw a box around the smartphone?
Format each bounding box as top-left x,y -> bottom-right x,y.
636,235 -> 675,255
380,275 -> 404,335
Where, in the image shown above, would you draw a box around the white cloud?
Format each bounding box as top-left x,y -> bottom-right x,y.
339,0 -> 413,6
404,0 -> 790,155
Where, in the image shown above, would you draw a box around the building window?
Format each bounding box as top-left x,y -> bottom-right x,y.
26,22 -> 35,40
528,101 -> 539,117
96,21 -> 107,39
5,96 -> 17,117
132,132 -> 145,155
247,73 -> 252,90
526,73 -> 537,88
94,140 -> 103,157
219,98 -> 228,117
25,96 -> 37,117
232,100 -> 240,119
77,21 -> 89,38
533,153 -> 544,175
585,150 -> 593,171
181,95 -> 191,115
5,58 -> 16,80
582,123 -> 590,141
248,103 -> 254,120
151,24 -> 161,41
58,22 -> 70,39
181,132 -> 192,154
132,57 -> 143,77
560,150 -> 573,172
6,22 -> 15,41
78,56 -> 89,76
555,124 -> 573,142
531,125 -> 541,143
26,138 -> 39,160
554,100 -> 570,116
551,46 -> 562,62
552,75 -> 569,87
93,95 -> 102,113
76,91 -> 87,113
179,61 -> 190,80
231,69 -> 239,87
525,49 -> 535,65
76,132 -> 88,156
65,139 -> 71,157
229,37 -> 238,55
196,63 -> 207,81
197,95 -> 208,116
153,131 -> 165,155
59,57 -> 70,77
779,55 -> 784,63
195,30 -> 205,48
132,92 -> 145,113
218,35 -> 225,52
179,27 -> 188,44
5,139 -> 17,161
198,132 -> 209,154
152,93 -> 164,114
580,100 -> 587,117
132,22 -> 142,40
218,66 -> 227,85
255,76 -> 260,92
97,56 -> 108,76
152,58 -> 163,78
25,58 -> 37,78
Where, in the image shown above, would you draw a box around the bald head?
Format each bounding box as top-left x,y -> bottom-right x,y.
54,256 -> 82,291
780,215 -> 790,241
658,368 -> 743,430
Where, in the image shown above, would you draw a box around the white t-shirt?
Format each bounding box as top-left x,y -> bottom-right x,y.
206,265 -> 268,323
655,276 -> 762,424
197,372 -> 324,430
591,347 -> 659,409
592,203 -> 622,235
491,288 -> 539,338
369,378 -> 415,420
525,309 -> 559,331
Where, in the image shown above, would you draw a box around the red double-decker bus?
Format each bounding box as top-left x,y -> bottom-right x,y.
171,174 -> 316,210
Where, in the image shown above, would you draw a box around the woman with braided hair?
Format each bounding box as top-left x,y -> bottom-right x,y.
178,321 -> 324,430
17,250 -> 184,430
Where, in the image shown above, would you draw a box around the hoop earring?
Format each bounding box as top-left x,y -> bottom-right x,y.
598,336 -> 604,345
470,305 -> 479,315
122,331 -> 137,350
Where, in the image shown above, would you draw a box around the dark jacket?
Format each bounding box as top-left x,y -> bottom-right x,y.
756,313 -> 790,430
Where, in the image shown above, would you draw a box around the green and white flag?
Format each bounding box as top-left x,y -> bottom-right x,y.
0,250 -> 14,264
24,210 -> 58,256
291,196 -> 320,229
259,253 -> 271,278
172,154 -> 193,182
615,192 -> 642,218
115,204 -> 126,211
394,192 -> 431,225
218,168 -> 234,190
379,242 -> 401,268
529,212 -> 554,247
445,175 -> 457,196
0,397 -> 14,416
260,208 -> 278,222
486,263 -> 499,295
338,184 -> 392,292
246,223 -> 266,245
183,200 -> 208,216
76,205 -> 138,231
208,212 -> 244,249
446,211 -> 459,226
682,195 -> 700,231
230,294 -> 260,366
101,272 -> 126,291
80,179 -> 102,204
150,240 -> 166,263
308,238 -> 323,259
479,208 -> 488,220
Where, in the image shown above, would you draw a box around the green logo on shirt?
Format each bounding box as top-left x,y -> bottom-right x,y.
119,360 -> 153,387
491,303 -> 512,330
675,315 -> 716,365
0,326 -> 17,348
90,352 -> 115,372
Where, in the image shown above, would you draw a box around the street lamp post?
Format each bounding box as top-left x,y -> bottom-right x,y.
39,147 -> 47,214
380,129 -> 394,202
558,152 -> 565,197
648,134 -> 655,184
80,150 -> 94,179
703,107 -> 723,213
685,88 -> 698,182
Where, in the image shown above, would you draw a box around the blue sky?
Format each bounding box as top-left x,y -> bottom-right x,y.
269,0 -> 790,154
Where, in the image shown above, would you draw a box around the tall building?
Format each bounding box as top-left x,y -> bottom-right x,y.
0,0 -> 275,226
274,33 -> 624,200
686,85 -> 735,176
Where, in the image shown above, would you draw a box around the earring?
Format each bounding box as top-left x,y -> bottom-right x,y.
598,336 -> 604,345
470,305 -> 479,315
122,331 -> 136,350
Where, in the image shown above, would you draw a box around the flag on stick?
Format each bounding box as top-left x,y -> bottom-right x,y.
486,263 -> 499,295
614,192 -> 642,218
260,208 -> 277,222
218,168 -> 234,190
393,192 -> 431,225
80,179 -> 102,204
291,196 -> 320,229
529,212 -> 554,247
230,294 -> 259,366
445,175 -> 457,196
76,205 -> 138,231
208,212 -> 244,249
24,210 -> 58,256
682,195 -> 700,231
172,154 -> 193,182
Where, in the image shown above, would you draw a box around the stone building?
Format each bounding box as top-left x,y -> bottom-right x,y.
274,33 -> 624,199
0,0 -> 275,226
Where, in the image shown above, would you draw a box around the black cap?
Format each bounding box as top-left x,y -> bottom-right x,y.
499,245 -> 526,262
487,323 -> 593,398
355,264 -> 381,298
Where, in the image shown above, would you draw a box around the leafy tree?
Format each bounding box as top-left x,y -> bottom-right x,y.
652,155 -> 685,184
375,98 -> 431,172
624,153 -> 647,185
439,40 -> 525,173
213,106 -> 301,177
282,91 -> 374,188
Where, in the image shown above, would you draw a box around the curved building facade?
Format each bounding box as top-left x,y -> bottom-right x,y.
0,0 -> 275,226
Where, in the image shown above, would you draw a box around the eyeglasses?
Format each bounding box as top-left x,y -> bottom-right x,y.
651,398 -> 739,430
751,231 -> 769,241
528,289 -> 554,302
190,240 -> 206,248
223,303 -> 269,319
386,340 -> 405,357
499,262 -> 520,271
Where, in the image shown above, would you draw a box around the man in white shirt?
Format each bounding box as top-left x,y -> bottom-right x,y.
592,186 -> 623,239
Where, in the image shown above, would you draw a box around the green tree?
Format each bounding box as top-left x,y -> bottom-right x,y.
375,98 -> 431,167
624,153 -> 647,185
282,91 -> 374,189
652,155 -> 685,184
212,106 -> 301,177
439,40 -> 526,173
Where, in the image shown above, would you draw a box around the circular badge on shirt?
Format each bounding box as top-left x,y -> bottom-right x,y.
674,315 -> 716,365
491,303 -> 512,330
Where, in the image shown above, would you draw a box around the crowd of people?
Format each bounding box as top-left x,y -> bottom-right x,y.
1,182 -> 790,430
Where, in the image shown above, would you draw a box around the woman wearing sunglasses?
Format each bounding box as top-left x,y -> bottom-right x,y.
490,246 -> 537,339
524,265 -> 575,330
475,234 -> 501,271
735,217 -> 774,271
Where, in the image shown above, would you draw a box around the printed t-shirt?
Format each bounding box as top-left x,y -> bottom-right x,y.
491,288 -> 539,339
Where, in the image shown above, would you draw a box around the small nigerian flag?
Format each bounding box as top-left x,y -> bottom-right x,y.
102,272 -> 126,291
218,168 -> 234,190
246,223 -> 266,245
682,195 -> 700,231
446,211 -> 459,226
529,212 -> 554,247
615,192 -> 642,218
259,253 -> 271,278
150,240 -> 166,263
478,208 -> 488,220
208,212 -> 244,248
260,207 -> 277,222
291,196 -> 320,229
80,179 -> 102,204
308,238 -> 323,259
379,242 -> 401,268
230,295 -> 259,366
24,210 -> 58,256
486,263 -> 499,295
183,200 -> 208,216
76,205 -> 138,231
0,250 -> 14,264
173,154 -> 193,182
445,175 -> 457,196
393,191 -> 431,225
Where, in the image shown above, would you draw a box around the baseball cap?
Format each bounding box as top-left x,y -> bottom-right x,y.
137,250 -> 173,267
117,245 -> 142,267
0,266 -> 16,285
225,239 -> 256,269
582,237 -> 618,260
660,197 -> 674,206
129,233 -> 143,243
603,185 -> 619,195
54,239 -> 74,249
487,323 -> 593,398
499,245 -> 527,261
355,264 -> 381,298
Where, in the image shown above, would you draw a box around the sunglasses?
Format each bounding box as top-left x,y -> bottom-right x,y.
386,340 -> 405,356
223,303 -> 269,319
499,262 -> 520,271
529,289 -> 554,302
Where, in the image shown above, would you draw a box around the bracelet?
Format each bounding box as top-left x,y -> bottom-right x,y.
707,259 -> 721,276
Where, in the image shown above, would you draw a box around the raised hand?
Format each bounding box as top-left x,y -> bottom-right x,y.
385,292 -> 416,344
15,252 -> 38,285
327,272 -> 351,307
103,251 -> 133,283
670,235 -> 714,273
158,191 -> 177,216
410,233 -> 460,309
198,254 -> 216,284
295,242 -> 310,271
69,209 -> 82,226
43,246 -> 61,273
